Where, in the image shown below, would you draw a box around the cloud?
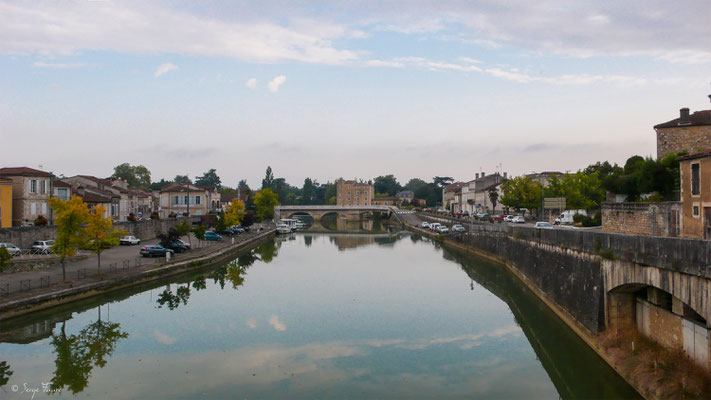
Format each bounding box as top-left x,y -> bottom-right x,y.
246,318 -> 257,328
33,61 -> 86,68
245,78 -> 257,89
267,75 -> 286,92
268,315 -> 286,331
154,330 -> 177,345
0,2 -> 360,65
154,62 -> 178,77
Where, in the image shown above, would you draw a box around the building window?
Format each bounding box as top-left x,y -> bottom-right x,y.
691,163 -> 700,196
694,205 -> 700,217
173,195 -> 180,205
195,196 -> 201,205
30,180 -> 37,193
40,180 -> 46,194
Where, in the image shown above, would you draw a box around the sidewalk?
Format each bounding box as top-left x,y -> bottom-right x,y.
0,223 -> 275,305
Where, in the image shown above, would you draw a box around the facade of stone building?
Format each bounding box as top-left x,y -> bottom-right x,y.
0,167 -> 53,226
655,108 -> 711,159
460,172 -> 506,214
336,179 -> 373,206
372,196 -> 395,206
159,183 -> 210,217
443,182 -> 464,212
602,201 -> 680,237
678,150 -> 711,239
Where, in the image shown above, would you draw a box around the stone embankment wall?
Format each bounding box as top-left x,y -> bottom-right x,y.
602,201 -> 680,237
0,217 -> 200,249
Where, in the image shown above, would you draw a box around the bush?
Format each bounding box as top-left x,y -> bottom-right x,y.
150,211 -> 160,220
573,214 -> 585,224
34,215 -> 48,226
0,247 -> 12,271
127,213 -> 137,222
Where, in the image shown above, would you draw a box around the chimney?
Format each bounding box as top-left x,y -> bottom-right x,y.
503,172 -> 507,179
475,173 -> 479,179
679,108 -> 691,125
481,172 -> 485,177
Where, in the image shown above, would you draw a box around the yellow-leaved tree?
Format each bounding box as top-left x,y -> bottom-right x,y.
85,205 -> 126,274
223,200 -> 246,227
50,196 -> 89,281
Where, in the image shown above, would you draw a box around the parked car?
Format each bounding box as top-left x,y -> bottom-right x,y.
31,240 -> 54,254
429,223 -> 442,231
421,221 -> 430,228
176,239 -> 191,249
204,231 -> 222,241
140,245 -> 175,257
436,225 -> 449,233
462,211 -> 470,217
503,215 -> 513,222
0,242 -> 21,256
119,236 -> 141,245
451,224 -> 466,232
165,241 -> 189,253
535,222 -> 554,229
511,216 -> 526,224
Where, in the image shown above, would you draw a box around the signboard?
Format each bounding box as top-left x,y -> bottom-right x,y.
544,197 -> 566,210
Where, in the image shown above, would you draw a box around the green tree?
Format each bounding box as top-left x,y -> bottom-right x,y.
261,166 -> 274,189
112,163 -> 151,191
414,184 -> 438,206
254,188 -> 279,220
373,175 -> 402,196
175,220 -> 192,247
0,247 -> 11,272
488,187 -> 499,212
195,168 -> 221,188
0,361 -> 12,388
174,175 -> 192,185
302,178 -> 315,205
84,205 -> 125,274
500,176 -> 542,216
192,225 -> 206,241
50,196 -> 89,281
404,178 -> 428,192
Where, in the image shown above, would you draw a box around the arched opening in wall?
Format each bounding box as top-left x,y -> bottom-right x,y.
608,284 -> 709,367
319,212 -> 340,231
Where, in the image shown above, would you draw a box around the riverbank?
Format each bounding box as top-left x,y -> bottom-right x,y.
0,227 -> 276,321
406,224 -> 710,400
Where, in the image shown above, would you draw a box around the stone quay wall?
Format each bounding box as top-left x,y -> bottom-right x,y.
0,217 -> 201,249
602,201 -> 680,237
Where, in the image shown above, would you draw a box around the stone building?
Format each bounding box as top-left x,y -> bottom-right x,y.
159,183 -> 210,217
443,182 -> 464,212
0,167 -> 53,226
678,150 -> 711,238
655,107 -> 711,159
372,196 -> 395,206
336,179 -> 374,206
460,172 -> 506,214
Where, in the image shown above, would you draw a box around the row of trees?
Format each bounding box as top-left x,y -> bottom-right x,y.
500,153 -> 683,216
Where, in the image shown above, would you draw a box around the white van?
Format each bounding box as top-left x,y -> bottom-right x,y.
554,210 -> 587,225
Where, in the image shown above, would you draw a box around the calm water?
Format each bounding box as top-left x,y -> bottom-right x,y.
0,230 -> 640,399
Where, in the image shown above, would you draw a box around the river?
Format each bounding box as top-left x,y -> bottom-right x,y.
0,229 -> 640,399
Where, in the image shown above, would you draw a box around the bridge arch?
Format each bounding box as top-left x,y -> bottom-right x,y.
603,260 -> 711,326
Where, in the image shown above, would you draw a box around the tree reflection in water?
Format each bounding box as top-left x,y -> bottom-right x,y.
0,361 -> 12,388
49,306 -> 128,394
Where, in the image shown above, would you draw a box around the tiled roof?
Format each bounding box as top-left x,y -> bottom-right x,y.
0,167 -> 53,177
160,183 -> 205,193
53,179 -> 71,187
80,192 -> 112,203
655,110 -> 711,129
678,149 -> 711,161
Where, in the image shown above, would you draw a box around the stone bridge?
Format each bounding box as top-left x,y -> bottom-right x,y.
274,205 -> 398,222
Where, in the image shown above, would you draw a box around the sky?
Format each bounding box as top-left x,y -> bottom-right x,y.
1,0 -> 710,188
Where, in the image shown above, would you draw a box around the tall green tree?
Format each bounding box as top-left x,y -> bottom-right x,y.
261,166 -> 274,189
50,196 -> 90,281
195,168 -> 221,188
112,163 -> 151,191
84,205 -> 125,274
500,176 -> 542,215
302,178 -> 315,205
404,178 -> 428,192
254,188 -> 279,220
488,187 -> 499,212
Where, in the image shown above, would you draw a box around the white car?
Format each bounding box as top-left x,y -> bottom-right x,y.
436,225 -> 449,233
120,236 -> 141,245
31,240 -> 54,254
429,223 -> 442,231
0,242 -> 21,256
451,224 -> 465,232
421,221 -> 430,229
511,216 -> 525,224
503,215 -> 513,222
535,222 -> 554,229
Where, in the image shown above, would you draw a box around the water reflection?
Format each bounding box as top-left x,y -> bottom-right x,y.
49,307 -> 129,394
0,233 -> 639,399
